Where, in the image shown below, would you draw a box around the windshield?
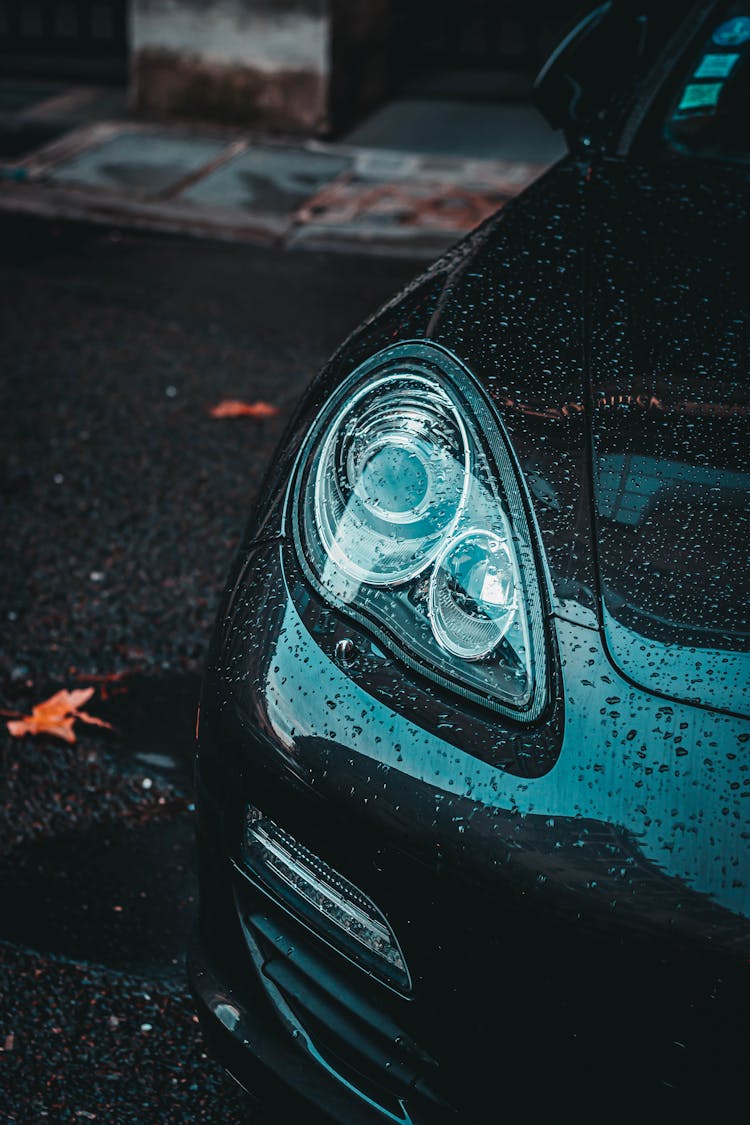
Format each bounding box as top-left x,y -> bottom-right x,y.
661,3 -> 750,164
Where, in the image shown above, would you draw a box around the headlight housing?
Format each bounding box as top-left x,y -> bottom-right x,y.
290,342 -> 548,721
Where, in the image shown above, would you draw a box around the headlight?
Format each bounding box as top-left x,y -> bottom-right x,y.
290,342 -> 548,720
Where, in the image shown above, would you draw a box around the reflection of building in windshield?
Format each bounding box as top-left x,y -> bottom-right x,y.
597,453 -> 750,645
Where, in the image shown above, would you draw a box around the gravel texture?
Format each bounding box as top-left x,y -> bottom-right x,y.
0,943 -> 263,1123
0,218 -> 417,686
0,215 -> 417,1121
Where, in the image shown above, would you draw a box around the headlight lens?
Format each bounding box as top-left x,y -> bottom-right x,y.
313,373 -> 469,586
291,342 -> 548,720
429,526 -> 520,661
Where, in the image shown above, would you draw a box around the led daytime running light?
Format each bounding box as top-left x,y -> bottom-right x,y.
241,808 -> 411,991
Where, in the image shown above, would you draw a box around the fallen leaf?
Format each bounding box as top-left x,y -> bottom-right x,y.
6,687 -> 113,744
75,710 -> 113,729
7,713 -> 77,743
209,399 -> 279,419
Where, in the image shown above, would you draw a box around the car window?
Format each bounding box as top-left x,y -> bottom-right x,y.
661,2 -> 750,164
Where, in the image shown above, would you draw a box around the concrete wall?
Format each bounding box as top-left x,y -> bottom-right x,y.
131,0 -> 332,132
329,0 -> 390,134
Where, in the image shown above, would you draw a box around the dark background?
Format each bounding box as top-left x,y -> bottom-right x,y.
0,0 -> 583,110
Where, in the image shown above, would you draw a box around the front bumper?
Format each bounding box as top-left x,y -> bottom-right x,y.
189,769 -> 456,1125
191,538 -> 750,1117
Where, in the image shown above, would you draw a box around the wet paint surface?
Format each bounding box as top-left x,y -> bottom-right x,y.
221,539 -> 750,931
194,133 -> 750,1114
588,157 -> 750,714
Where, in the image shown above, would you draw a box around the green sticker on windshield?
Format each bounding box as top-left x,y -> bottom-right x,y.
677,82 -> 723,112
694,52 -> 739,79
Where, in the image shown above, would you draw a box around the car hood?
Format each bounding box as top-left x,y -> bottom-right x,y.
587,157 -> 750,716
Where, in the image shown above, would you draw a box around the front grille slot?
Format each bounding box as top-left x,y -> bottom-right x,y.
239,898 -> 455,1118
249,908 -> 433,1067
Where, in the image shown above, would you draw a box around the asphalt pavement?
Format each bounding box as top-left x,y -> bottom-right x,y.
0,215 -> 418,1122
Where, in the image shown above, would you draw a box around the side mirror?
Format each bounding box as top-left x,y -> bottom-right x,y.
534,2 -> 648,146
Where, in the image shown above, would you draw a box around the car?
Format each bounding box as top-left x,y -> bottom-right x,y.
189,1 -> 750,1118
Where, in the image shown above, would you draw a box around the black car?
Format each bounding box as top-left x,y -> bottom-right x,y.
190,2 -> 750,1118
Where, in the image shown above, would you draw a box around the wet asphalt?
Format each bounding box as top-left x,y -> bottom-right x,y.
0,216 -> 418,1122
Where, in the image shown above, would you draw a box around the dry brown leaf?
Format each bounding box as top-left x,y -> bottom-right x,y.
209,399 -> 279,419
6,687 -> 113,744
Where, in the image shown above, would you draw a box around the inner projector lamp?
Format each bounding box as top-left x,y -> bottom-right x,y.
240,807 -> 411,993
429,527 -> 520,660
